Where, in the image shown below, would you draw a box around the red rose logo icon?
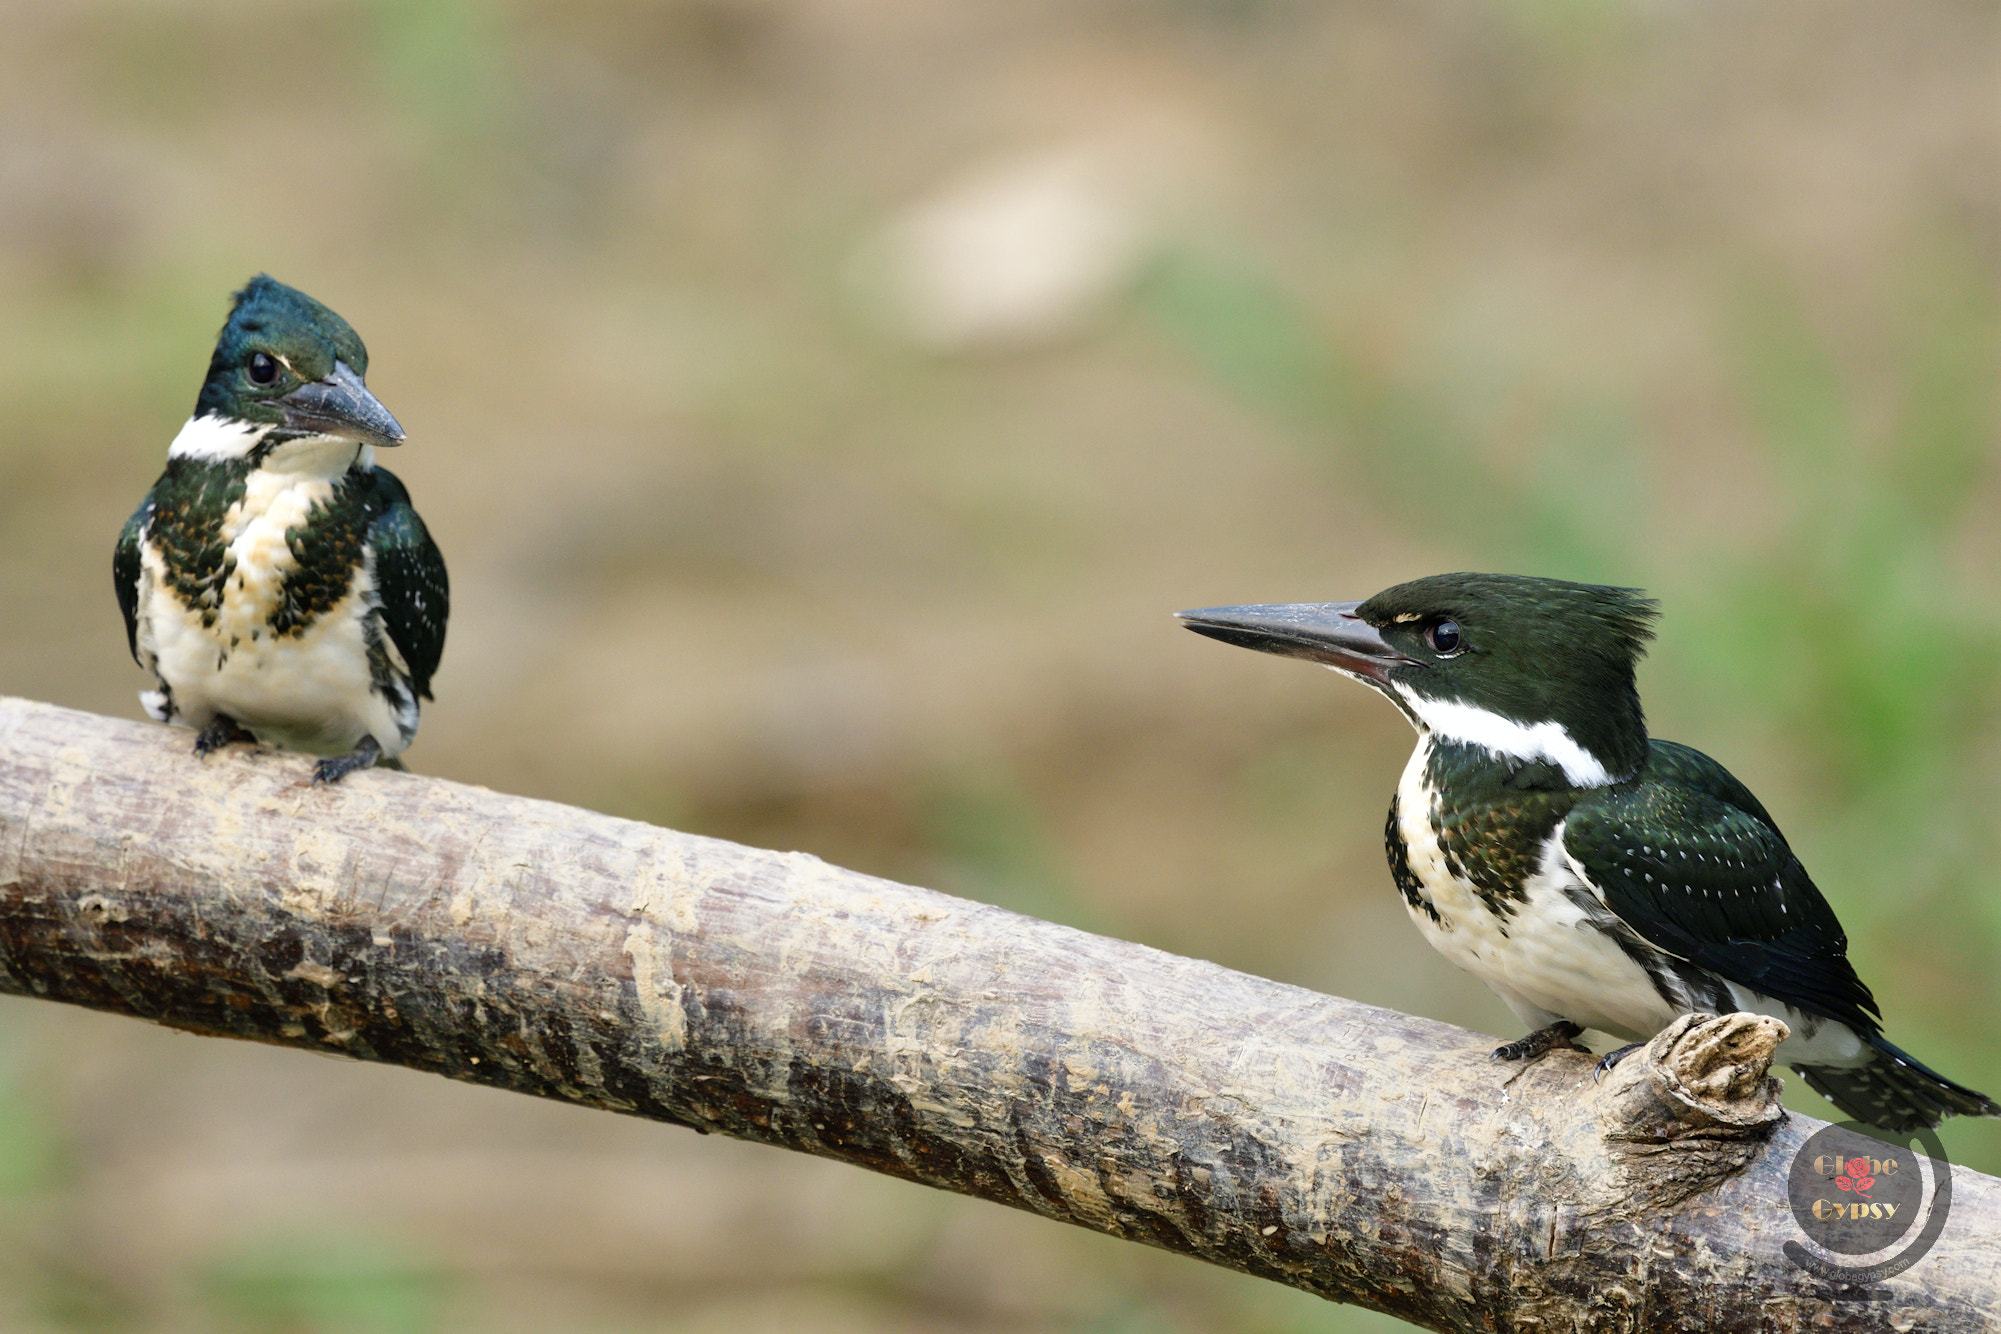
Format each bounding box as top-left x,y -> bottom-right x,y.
1835,1156 -> 1875,1196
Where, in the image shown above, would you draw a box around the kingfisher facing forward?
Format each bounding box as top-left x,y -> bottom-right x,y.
1181,573 -> 1998,1131
115,276 -> 447,784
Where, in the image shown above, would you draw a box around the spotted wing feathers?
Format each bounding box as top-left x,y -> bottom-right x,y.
1564,740 -> 1881,1035
361,466 -> 448,700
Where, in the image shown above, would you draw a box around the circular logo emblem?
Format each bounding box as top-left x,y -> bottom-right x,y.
1783,1121 -> 1952,1285
1787,1124 -> 1922,1253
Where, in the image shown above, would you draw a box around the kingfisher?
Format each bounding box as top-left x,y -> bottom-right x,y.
1180,573 -> 1999,1131
114,276 -> 447,784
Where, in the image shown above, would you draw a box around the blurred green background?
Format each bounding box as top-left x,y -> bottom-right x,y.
2,1 -> 1997,1330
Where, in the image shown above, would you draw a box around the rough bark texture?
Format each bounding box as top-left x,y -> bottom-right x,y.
0,697 -> 1995,1331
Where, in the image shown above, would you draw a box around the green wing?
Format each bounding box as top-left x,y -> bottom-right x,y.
361,466 -> 448,699
1565,739 -> 1880,1033
114,493 -> 156,663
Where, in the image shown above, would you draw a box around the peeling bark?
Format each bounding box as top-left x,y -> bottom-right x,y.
0,697 -> 1995,1331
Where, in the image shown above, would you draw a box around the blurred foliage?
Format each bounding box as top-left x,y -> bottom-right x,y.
1140,245 -> 1645,579
198,1242 -> 450,1334
919,770 -> 1104,933
0,1039 -> 60,1200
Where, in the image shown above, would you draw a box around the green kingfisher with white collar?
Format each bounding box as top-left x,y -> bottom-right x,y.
114,275 -> 447,784
1181,573 -> 1999,1131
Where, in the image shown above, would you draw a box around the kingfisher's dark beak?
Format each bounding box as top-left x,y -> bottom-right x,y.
279,359 -> 406,448
1176,602 -> 1422,686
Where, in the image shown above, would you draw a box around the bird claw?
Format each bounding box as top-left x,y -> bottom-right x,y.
1593,1042 -> 1645,1082
311,736 -> 384,785
1490,1020 -> 1587,1063
192,714 -> 256,757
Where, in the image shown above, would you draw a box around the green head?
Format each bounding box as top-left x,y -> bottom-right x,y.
1179,573 -> 1660,786
175,275 -> 403,460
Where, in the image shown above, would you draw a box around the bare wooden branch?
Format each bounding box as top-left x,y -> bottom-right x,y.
0,697 -> 1995,1331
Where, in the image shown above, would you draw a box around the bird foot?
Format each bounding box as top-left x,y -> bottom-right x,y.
312,735 -> 384,785
1593,1042 -> 1646,1082
192,714 -> 257,757
1491,1020 -> 1587,1063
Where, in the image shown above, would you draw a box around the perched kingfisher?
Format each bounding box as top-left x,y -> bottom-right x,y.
114,276 -> 447,784
1181,573 -> 1999,1131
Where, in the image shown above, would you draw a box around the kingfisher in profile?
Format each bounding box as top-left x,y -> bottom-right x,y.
115,276 -> 447,784
1180,573 -> 1998,1131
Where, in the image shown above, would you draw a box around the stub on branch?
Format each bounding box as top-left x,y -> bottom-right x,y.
1614,1012 -> 1791,1132
1592,1012 -> 1791,1212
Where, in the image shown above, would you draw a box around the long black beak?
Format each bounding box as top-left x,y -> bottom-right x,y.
279,359 -> 406,448
1176,601 -> 1422,686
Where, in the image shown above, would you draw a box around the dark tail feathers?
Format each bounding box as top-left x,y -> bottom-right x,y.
1796,1035 -> 2001,1132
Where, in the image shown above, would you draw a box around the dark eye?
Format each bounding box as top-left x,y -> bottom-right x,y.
247,352 -> 279,385
1426,619 -> 1463,655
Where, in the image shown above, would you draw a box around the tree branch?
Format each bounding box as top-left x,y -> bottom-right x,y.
0,697 -> 1994,1330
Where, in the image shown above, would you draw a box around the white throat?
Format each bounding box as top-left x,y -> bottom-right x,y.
1389,684 -> 1613,788
263,434 -> 370,478
167,414 -> 270,461
166,414 -> 369,479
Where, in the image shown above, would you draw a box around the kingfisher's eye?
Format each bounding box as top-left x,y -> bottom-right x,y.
247,352 -> 279,385
1426,619 -> 1464,655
